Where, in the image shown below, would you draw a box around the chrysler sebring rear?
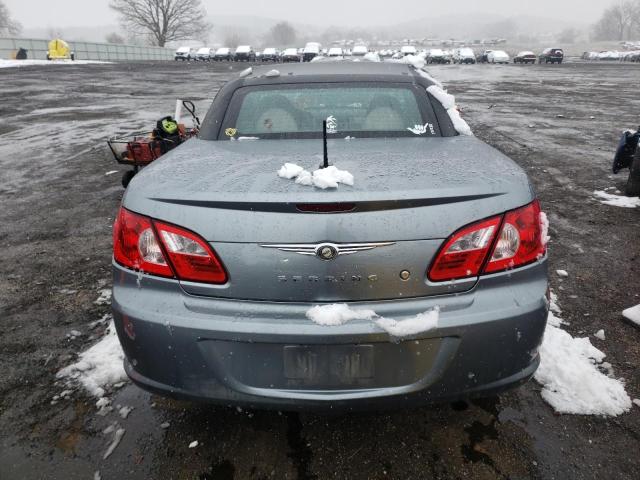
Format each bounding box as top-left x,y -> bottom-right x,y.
112,63 -> 549,409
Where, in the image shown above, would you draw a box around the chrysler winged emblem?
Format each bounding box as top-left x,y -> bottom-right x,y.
260,242 -> 395,261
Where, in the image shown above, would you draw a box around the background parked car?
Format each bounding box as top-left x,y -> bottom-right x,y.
453,48 -> 476,64
195,47 -> 212,61
281,48 -> 301,63
234,45 -> 255,62
261,48 -> 280,62
303,42 -> 321,62
488,50 -> 510,64
514,51 -> 536,64
477,49 -> 493,63
427,49 -> 450,64
539,48 -> 564,64
174,46 -> 194,61
213,47 -> 232,61
327,47 -> 344,58
352,45 -> 369,57
400,45 -> 417,56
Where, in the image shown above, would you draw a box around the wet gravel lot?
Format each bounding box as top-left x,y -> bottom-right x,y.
0,60 -> 639,480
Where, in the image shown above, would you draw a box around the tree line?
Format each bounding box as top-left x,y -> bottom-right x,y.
593,0 -> 640,41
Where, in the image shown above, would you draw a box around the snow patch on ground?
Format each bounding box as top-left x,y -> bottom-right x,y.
534,294 -> 631,416
306,303 -> 439,338
56,322 -> 127,399
622,304 -> 640,326
0,59 -> 111,68
103,427 -> 125,459
426,85 -> 473,136
94,289 -> 112,305
593,190 -> 640,208
278,163 -> 354,189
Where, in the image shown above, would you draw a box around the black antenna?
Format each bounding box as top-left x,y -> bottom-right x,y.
321,120 -> 329,169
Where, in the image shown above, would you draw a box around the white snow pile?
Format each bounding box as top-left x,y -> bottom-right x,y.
593,190 -> 640,208
56,321 -> 127,399
534,294 -> 632,416
277,163 -> 354,189
306,303 -> 439,338
623,304 -> 640,326
426,85 -> 473,136
0,59 -> 111,68
94,288 -> 112,305
394,53 -> 427,70
540,211 -> 551,246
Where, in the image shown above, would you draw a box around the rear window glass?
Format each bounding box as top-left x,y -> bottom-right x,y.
221,84 -> 439,140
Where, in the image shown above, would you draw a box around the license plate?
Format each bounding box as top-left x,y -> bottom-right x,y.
283,345 -> 374,383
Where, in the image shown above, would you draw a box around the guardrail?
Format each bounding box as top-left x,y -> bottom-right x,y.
0,37 -> 174,61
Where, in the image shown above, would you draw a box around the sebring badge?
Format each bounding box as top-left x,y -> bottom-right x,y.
260,242 -> 394,260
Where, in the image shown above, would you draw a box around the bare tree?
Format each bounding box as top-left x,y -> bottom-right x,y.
109,0 -> 211,47
592,1 -> 640,41
0,0 -> 22,36
267,22 -> 297,46
106,32 -> 126,44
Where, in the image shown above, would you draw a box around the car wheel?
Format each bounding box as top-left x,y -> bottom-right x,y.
625,150 -> 640,197
122,170 -> 136,189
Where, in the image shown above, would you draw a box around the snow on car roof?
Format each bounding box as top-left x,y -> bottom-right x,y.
236,45 -> 251,52
197,48 -> 210,53
263,48 -> 277,54
246,62 -> 427,84
518,51 -> 535,55
176,46 -> 191,52
216,47 -> 230,53
283,48 -> 299,55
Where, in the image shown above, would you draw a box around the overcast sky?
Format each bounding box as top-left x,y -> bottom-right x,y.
5,0 -> 606,28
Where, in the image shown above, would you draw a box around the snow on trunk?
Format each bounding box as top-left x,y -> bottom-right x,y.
277,163 -> 354,189
306,303 -> 439,338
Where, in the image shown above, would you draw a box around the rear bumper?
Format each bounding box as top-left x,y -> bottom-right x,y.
112,260 -> 548,410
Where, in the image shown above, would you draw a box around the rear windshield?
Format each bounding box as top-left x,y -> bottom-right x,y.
219,83 -> 440,140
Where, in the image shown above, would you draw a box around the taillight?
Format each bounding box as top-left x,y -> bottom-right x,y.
484,200 -> 545,274
154,221 -> 227,284
113,208 -> 173,278
428,200 -> 547,282
428,216 -> 502,282
113,207 -> 228,284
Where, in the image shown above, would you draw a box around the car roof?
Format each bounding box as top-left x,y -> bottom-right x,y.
246,61 -> 420,84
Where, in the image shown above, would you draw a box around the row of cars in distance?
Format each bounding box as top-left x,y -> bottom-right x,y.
174,44 -> 565,65
477,48 -> 564,64
581,50 -> 640,62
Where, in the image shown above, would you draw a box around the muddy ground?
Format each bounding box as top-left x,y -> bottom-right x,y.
0,60 -> 639,480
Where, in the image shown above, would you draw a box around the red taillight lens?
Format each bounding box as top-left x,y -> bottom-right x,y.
428,216 -> 502,282
113,207 -> 228,284
113,208 -> 173,278
484,200 -> 545,274
154,221 -> 228,284
428,200 -> 547,282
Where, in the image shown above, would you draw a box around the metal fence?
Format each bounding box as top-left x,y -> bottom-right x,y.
0,37 -> 174,61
